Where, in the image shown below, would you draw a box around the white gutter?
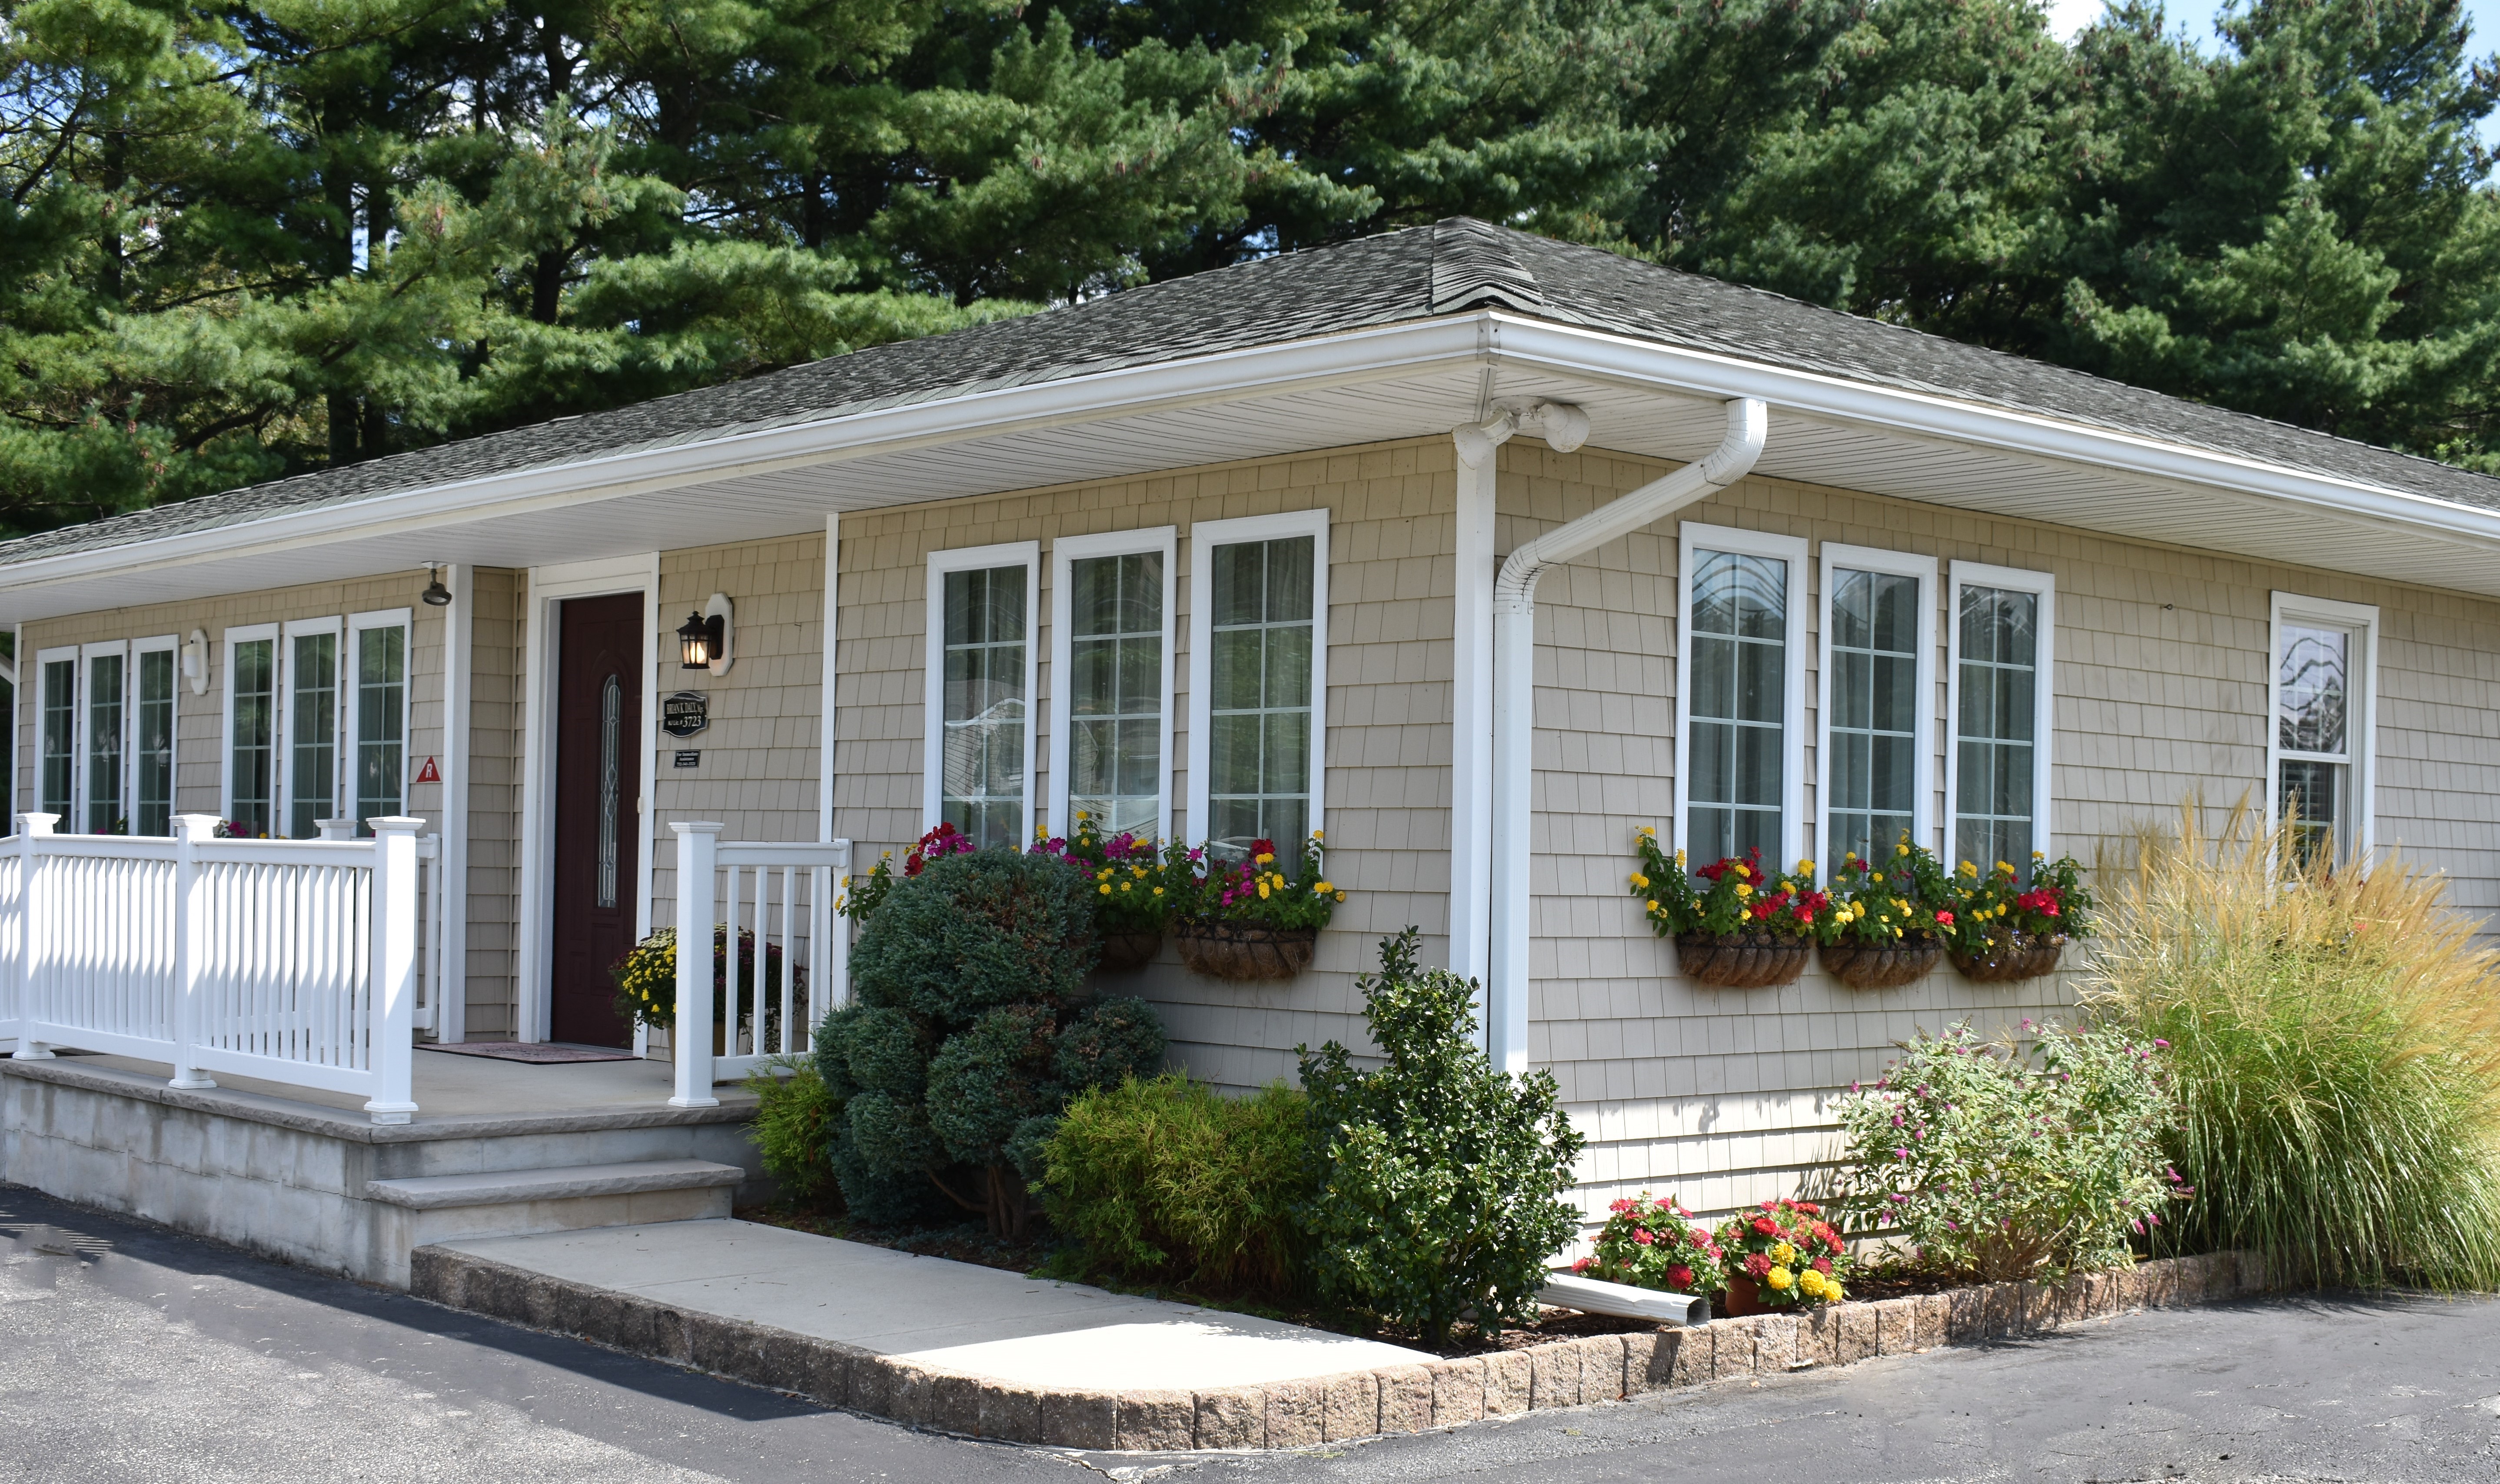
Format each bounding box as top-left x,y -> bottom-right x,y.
1483,397 -> 1766,1074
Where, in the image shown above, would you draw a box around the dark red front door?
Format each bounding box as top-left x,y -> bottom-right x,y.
551,593 -> 644,1046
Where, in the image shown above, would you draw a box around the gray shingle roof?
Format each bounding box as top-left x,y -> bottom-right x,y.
7,216 -> 2495,568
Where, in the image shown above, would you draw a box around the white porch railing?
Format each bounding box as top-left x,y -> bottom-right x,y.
666,823 -> 851,1108
0,812 -> 428,1124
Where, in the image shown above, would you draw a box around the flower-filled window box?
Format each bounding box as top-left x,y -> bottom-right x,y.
1944,852 -> 2094,982
1172,833 -> 1341,981
1815,835 -> 1955,988
1027,814 -> 1193,970
1629,830 -> 1823,987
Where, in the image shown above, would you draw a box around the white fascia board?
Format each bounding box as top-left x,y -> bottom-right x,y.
0,319 -> 1492,597
1482,316 -> 2500,552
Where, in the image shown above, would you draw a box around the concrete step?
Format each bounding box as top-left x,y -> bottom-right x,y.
366,1159 -> 745,1209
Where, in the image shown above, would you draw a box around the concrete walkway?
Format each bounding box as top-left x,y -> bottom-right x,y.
435,1219 -> 1431,1392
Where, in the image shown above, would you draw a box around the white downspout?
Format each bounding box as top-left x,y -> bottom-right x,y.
1484,397 -> 1767,1073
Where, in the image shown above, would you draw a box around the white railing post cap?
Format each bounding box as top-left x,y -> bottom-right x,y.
19,813 -> 58,836
365,816 -> 426,836
672,820 -> 727,837
171,813 -> 219,840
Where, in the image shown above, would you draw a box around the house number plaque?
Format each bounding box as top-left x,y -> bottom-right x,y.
663,691 -> 709,738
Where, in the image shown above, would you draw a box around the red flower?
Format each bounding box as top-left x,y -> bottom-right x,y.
1249,838 -> 1277,859
1744,1252 -> 1772,1277
1666,1265 -> 1695,1289
1572,1257 -> 1593,1275
1812,1256 -> 1832,1274
1751,1215 -> 1780,1236
1632,1228 -> 1654,1246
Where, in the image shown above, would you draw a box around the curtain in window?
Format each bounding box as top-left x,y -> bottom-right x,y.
941,564 -> 1027,848
1066,551 -> 1162,837
1954,587 -> 2038,873
40,659 -> 74,821
1206,535 -> 1314,858
1687,551 -> 1786,864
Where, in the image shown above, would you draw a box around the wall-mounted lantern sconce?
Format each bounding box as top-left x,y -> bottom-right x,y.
678,592 -> 734,676
421,563 -> 453,607
181,629 -> 211,695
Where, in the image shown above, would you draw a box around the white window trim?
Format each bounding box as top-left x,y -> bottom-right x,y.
2265,590 -> 2379,857
1944,561 -> 2058,869
220,623 -> 278,827
280,615 -> 345,836
346,607 -> 414,827
1185,509 -> 1332,850
76,640 -> 130,834
131,634 -> 178,835
1815,544 -> 1939,864
1673,522 -> 1811,869
35,644 -> 77,822
1048,526 -> 1178,840
924,540 -> 1043,841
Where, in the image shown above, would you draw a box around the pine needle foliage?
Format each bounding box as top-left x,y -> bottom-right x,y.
2083,798 -> 2500,1291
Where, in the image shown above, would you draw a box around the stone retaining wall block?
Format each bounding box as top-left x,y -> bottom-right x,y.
1980,1282 -> 2021,1337
1376,1365 -> 1433,1433
1584,1335 -> 1631,1400
1426,1357 -> 1487,1426
976,1380 -> 1045,1443
1668,1325 -> 1711,1388
930,1372 -> 984,1435
1117,1390 -> 1195,1451
1527,1341 -> 1579,1409
1264,1378 -> 1325,1449
1946,1284 -> 1985,1341
801,1344 -> 851,1411
2235,1250 -> 2270,1295
1320,1371 -> 1380,1440
1483,1350 -> 1532,1414
1796,1308 -> 1838,1368
1873,1297 -> 1918,1355
1751,1313 -> 1797,1371
1836,1302 -> 1878,1364
1705,1317 -> 1757,1381
1621,1331 -> 1665,1394
1194,1387 -> 1266,1449
888,1362 -> 942,1428
1041,1390 -> 1118,1451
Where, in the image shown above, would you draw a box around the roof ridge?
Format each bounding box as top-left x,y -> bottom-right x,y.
1430,218 -> 1550,315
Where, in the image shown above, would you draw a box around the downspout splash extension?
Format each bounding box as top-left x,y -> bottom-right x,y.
1484,397 -> 1767,1073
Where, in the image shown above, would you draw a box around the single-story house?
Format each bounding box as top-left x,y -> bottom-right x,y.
3,217 -> 2495,1220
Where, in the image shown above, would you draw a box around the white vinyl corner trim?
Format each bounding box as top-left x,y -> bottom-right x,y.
1482,397 -> 1767,1075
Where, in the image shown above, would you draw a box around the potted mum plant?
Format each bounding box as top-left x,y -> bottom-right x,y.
1944,851 -> 2094,982
1715,1197 -> 1851,1314
1029,815 -> 1191,971
1171,833 -> 1343,981
1814,836 -> 1956,989
1629,830 -> 1825,988
610,924 -> 799,1053
1571,1192 -> 1728,1304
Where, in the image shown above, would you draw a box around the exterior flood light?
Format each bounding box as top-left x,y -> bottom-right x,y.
421,564 -> 453,606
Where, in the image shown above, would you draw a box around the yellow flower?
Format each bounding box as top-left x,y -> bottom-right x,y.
1732,862 -> 1751,879
1075,810 -> 1090,820
1258,883 -> 1271,899
1629,872 -> 1649,889
1133,865 -> 1148,876
1844,851 -> 1859,863
1311,830 -> 1324,841
1735,883 -> 1753,898
2033,850 -> 2046,859
1765,1266 -> 1794,1291
1639,825 -> 1656,838
1121,882 -> 1134,892
1770,1241 -> 1795,1265
1675,849 -> 1687,867
1152,886 -> 1164,896
1098,884 -> 1112,896
1896,843 -> 1910,857
1798,1269 -> 1827,1298
1333,890 -> 1346,902
1997,860 -> 2015,875
1097,867 -> 1113,880
1798,859 -> 1815,875
1893,897 -> 1909,913
1314,880 -> 1333,893
1959,860 -> 1979,878
1828,1283 -> 1844,1302
1646,901 -> 1663,914
1255,852 -> 1275,866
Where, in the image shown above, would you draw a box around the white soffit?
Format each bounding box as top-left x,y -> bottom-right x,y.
5,324 -> 2500,622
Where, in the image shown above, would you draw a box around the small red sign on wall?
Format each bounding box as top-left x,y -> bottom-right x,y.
415,757 -> 441,784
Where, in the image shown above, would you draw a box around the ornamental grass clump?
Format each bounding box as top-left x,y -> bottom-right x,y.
1299,929 -> 1585,1345
2084,800 -> 2500,1291
1037,1074 -> 1309,1296
1835,1021 -> 2180,1283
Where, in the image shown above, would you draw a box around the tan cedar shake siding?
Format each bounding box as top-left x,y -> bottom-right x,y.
648,534 -> 828,915
831,441 -> 1457,1091
1507,439 -> 2500,1219
463,568 -> 526,1037
14,574 -> 449,831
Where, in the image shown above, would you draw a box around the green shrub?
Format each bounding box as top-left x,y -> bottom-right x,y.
816,847 -> 1165,1235
2086,800 -> 2500,1290
1297,929 -> 1585,1345
744,1060 -> 838,1204
1835,1021 -> 2180,1282
1040,1074 -> 1309,1294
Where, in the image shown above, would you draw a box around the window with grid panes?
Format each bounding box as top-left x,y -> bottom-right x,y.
354,624 -> 406,828
288,631 -> 338,838
1205,535 -> 1314,858
40,658 -> 73,821
940,564 -> 1028,848
1826,568 -> 1919,862
1686,550 -> 1788,863
2276,621 -> 2354,866
85,651 -> 123,834
1953,586 -> 2039,873
1065,551 -> 1162,837
229,639 -> 275,836
135,648 -> 174,836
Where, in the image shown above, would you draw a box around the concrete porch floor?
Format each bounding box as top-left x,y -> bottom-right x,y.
45,1045 -> 758,1122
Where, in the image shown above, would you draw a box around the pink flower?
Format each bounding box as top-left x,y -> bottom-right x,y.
1571,1257 -> 1593,1275
1666,1265 -> 1695,1289
1632,1228 -> 1654,1246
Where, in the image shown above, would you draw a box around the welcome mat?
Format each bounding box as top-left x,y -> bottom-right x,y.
420,1041 -> 641,1065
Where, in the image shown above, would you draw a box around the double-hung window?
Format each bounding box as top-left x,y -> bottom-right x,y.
1050,528 -> 1175,840
1676,525 -> 1808,868
37,647 -> 76,824
1818,546 -> 1936,865
283,617 -> 342,838
80,641 -> 127,834
1188,511 -> 1329,861
133,637 -> 177,836
224,624 -> 278,836
2268,593 -> 2376,866
1947,563 -> 2056,875
347,609 -> 411,830
926,542 -> 1039,850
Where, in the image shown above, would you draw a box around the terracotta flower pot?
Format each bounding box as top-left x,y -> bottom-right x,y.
1674,931 -> 1812,988
1720,1273 -> 1766,1316
1173,920 -> 1317,981
1821,936 -> 1946,989
1094,930 -> 1164,973
1950,932 -> 2069,983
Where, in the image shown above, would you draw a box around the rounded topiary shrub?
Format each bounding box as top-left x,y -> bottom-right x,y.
815,847 -> 1166,1235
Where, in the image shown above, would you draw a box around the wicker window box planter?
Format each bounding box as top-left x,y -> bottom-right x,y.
1949,932 -> 2068,983
1173,920 -> 1317,980
1673,931 -> 1811,988
1820,937 -> 1946,989
1094,930 -> 1164,973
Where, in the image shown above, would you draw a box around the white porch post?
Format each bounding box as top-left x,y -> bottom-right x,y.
439,561 -> 470,1046
169,814 -> 218,1089
825,839 -> 852,1012
1450,438 -> 1498,1011
364,816 -> 422,1125
12,813 -> 56,1059
670,821 -> 722,1108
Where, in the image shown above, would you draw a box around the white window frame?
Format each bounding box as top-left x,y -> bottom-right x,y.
346,607 -> 414,829
279,615 -> 345,837
221,622 -> 279,830
924,541 -> 1042,843
1186,509 -> 1332,851
1944,561 -> 2058,871
1816,544 -> 1939,864
130,634 -> 179,836
2265,591 -> 2379,859
1673,522 -> 1810,869
76,640 -> 130,835
1048,526 -> 1177,840
35,644 -> 78,823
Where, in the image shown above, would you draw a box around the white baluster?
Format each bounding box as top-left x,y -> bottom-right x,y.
363,817 -> 421,1124
670,823 -> 722,1107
